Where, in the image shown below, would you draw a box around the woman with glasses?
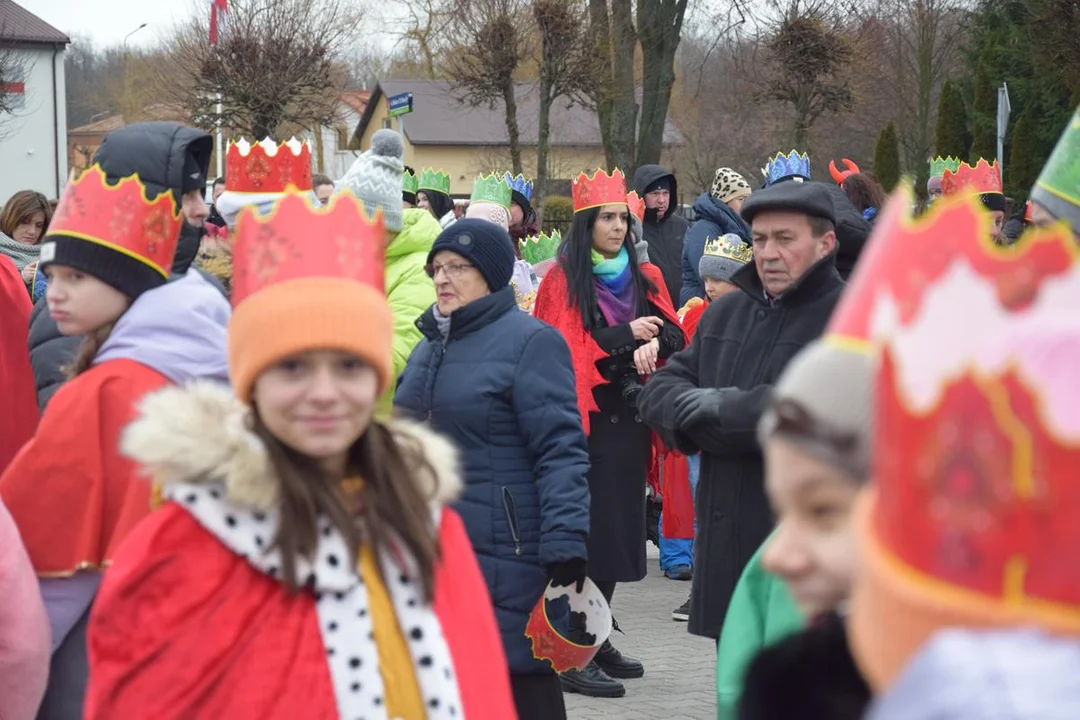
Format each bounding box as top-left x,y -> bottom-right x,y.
395,219 -> 591,720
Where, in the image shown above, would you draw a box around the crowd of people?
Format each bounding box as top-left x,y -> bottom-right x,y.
0,102 -> 1078,720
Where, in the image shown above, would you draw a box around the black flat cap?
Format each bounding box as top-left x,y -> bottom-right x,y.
741,181 -> 836,226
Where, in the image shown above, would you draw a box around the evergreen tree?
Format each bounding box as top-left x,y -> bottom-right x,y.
874,122 -> 901,192
935,80 -> 969,159
1007,110 -> 1042,200
970,47 -> 998,162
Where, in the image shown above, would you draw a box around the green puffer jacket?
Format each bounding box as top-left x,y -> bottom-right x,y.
379,208 -> 440,416
716,532 -> 804,720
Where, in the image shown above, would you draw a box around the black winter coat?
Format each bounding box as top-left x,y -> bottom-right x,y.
28,123 -> 214,410
637,255 -> 844,639
394,287 -> 591,674
821,183 -> 871,280
633,165 -> 690,304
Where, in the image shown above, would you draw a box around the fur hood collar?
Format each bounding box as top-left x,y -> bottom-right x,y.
122,381 -> 463,512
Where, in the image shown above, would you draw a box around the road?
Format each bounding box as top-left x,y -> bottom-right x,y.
565,545 -> 717,719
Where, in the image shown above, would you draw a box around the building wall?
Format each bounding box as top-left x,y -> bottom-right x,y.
0,44 -> 67,203
310,104 -> 363,180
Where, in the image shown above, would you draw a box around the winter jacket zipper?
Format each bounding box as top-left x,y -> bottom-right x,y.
501,487 -> 523,556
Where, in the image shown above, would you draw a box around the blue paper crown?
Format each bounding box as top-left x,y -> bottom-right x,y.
503,173 -> 534,201
764,150 -> 812,187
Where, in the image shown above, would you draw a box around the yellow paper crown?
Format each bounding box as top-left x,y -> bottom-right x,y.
703,234 -> 753,264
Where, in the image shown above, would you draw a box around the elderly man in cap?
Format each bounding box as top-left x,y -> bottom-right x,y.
638,181 -> 845,643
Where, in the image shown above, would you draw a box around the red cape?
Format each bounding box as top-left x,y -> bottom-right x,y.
0,359 -> 168,575
86,504 -> 516,719
533,261 -> 684,436
0,256 -> 37,472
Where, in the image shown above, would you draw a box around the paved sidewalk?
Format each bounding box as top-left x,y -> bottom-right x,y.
565,545 -> 717,719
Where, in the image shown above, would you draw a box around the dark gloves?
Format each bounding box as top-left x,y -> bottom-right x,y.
673,387 -> 722,430
548,558 -> 588,593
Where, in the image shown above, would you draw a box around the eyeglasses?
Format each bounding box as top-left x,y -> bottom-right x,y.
424,262 -> 474,279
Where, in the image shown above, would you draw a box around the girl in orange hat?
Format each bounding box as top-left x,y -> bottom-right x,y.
84,192 -> 515,719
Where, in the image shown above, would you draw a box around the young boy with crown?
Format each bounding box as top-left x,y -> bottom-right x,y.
941,158 -> 1008,244
820,168 -> 1080,717
0,164 -> 231,714
463,173 -> 540,312
1027,105 -> 1080,241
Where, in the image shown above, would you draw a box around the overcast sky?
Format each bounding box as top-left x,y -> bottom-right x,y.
22,0 -> 199,49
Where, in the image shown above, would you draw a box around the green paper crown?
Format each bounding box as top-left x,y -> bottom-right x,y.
519,230 -> 561,266
469,173 -> 512,208
418,167 -> 451,195
929,156 -> 962,180
1031,107 -> 1080,236
403,169 -> 419,195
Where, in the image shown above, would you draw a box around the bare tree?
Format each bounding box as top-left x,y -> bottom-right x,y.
165,0 -> 364,138
396,0 -> 449,78
533,0 -> 593,216
588,0 -> 638,171
635,0 -> 689,167
760,0 -> 856,149
444,0 -> 530,175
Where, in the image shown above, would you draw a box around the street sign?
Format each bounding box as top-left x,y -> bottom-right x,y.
388,92 -> 414,118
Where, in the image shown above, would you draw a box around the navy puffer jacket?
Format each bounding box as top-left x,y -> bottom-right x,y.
680,191 -> 752,304
395,286 -> 590,674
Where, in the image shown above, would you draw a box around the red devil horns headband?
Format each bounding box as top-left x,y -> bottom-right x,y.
829,158 -> 861,185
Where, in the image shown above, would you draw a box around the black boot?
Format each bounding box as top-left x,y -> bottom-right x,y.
594,639 -> 645,679
560,661 -> 626,698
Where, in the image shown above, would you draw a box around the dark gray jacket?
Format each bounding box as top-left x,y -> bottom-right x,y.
28,123 -> 214,410
633,164 -> 690,305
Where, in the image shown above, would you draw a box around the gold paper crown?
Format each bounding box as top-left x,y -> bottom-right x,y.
703,234 -> 753,264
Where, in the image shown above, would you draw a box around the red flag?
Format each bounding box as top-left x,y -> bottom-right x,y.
209,0 -> 228,45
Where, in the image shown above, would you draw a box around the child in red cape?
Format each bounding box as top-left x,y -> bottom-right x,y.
85,192 -> 515,719
0,255 -> 37,472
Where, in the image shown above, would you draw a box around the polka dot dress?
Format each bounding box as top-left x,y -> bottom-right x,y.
165,482 -> 464,720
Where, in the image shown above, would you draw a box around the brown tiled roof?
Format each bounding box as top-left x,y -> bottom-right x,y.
355,79 -> 681,148
0,0 -> 69,45
338,90 -> 370,115
69,114 -> 126,135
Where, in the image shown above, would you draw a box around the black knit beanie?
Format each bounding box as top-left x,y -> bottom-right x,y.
427,218 -> 516,291
39,234 -> 169,300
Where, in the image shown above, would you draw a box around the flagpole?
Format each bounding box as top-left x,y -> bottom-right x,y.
216,92 -> 223,179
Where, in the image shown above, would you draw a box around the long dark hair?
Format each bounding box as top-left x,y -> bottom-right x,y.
252,414 -> 442,602
841,173 -> 886,214
419,190 -> 455,221
559,205 -> 656,330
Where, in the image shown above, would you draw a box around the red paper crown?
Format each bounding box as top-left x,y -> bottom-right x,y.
941,158 -> 1003,197
572,168 -> 627,213
837,186 -> 1080,664
627,191 -> 646,223
47,164 -> 181,277
226,138 -> 313,194
230,192 -> 385,306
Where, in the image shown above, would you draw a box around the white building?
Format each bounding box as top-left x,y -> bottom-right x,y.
308,90 -> 369,180
0,0 -> 68,203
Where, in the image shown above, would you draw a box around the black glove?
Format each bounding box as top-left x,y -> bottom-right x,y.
548,559 -> 588,594
673,388 -> 721,430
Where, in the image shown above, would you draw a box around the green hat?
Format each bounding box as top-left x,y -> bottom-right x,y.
1030,107 -> 1080,237
403,169 -> 419,195
929,156 -> 962,180
519,230 -> 560,266
418,167 -> 451,195
469,173 -> 512,208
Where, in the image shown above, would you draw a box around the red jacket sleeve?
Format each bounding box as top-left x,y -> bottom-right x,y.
86,503 -> 338,720
434,508 -> 518,719
0,255 -> 37,473
0,359 -> 168,574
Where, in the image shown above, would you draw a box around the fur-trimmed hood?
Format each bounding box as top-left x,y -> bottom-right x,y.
121,380 -> 463,512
